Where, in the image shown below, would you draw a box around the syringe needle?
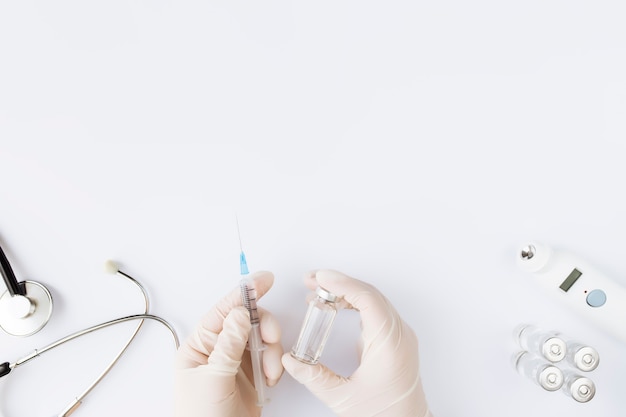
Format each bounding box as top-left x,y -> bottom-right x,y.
236,213 -> 249,275
235,213 -> 243,251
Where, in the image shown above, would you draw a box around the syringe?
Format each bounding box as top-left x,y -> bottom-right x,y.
237,226 -> 269,406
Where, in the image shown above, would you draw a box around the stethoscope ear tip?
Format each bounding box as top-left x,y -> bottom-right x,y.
103,260 -> 120,275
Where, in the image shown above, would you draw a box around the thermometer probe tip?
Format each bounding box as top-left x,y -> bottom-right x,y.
521,245 -> 536,260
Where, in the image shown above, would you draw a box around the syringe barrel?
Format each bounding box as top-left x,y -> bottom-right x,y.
239,277 -> 269,405
248,324 -> 268,405
240,278 -> 260,325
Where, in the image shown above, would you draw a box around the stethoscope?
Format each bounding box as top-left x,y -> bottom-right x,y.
0,242 -> 179,417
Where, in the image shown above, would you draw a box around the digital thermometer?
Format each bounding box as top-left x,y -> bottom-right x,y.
517,242 -> 626,344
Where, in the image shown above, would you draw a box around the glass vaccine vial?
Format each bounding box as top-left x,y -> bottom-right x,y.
564,342 -> 600,372
515,324 -> 567,363
291,286 -> 339,365
513,351 -> 564,392
561,370 -> 596,403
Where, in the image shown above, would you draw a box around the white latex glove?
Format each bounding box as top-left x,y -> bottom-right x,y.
175,271 -> 283,417
282,269 -> 433,417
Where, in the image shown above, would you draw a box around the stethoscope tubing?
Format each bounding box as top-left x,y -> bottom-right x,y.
5,313 -> 179,417
11,313 -> 180,369
2,268 -> 179,417
71,270 -> 149,404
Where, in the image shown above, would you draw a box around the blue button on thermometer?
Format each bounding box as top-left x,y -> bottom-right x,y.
586,289 -> 606,307
517,242 -> 626,344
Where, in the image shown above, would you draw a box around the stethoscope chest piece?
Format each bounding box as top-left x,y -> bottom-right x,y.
0,280 -> 53,336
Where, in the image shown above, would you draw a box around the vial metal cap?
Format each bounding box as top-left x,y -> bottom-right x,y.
573,346 -> 600,372
316,286 -> 338,303
538,365 -> 564,391
568,377 -> 596,402
542,337 -> 566,362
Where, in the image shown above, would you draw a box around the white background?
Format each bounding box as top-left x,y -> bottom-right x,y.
1,1 -> 626,416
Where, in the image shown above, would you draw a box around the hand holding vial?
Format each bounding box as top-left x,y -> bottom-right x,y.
282,269 -> 433,417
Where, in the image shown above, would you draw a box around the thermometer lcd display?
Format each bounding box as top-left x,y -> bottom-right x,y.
560,268 -> 582,292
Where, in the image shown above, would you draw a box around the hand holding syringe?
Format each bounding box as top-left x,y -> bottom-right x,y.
173,216 -> 281,417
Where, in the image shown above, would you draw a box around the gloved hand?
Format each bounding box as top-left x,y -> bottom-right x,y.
282,269 -> 433,417
175,271 -> 283,417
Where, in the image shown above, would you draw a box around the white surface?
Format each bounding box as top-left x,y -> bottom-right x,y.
1,1 -> 626,416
